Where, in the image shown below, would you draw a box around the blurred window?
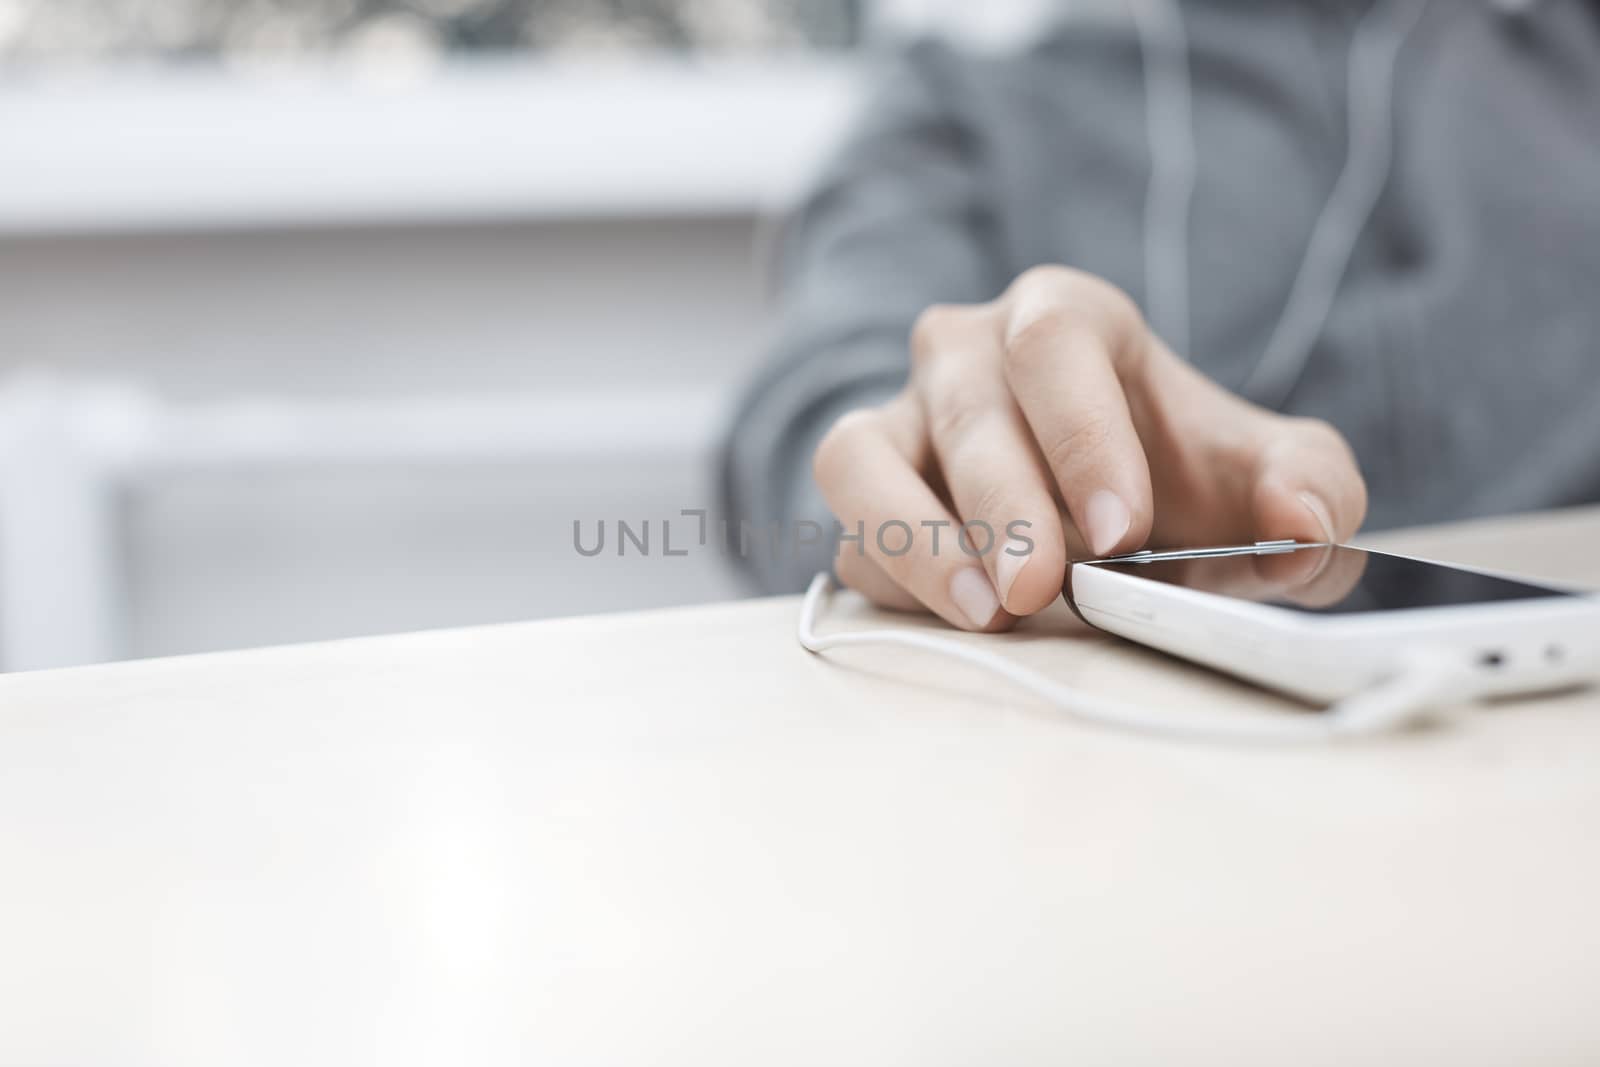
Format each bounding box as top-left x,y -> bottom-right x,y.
0,0 -> 862,62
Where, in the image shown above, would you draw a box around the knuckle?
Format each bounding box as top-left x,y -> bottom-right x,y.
970,481 -> 1011,526
1287,414 -> 1333,439
1010,264 -> 1140,323
1070,279 -> 1145,362
926,395 -> 989,446
1003,315 -> 1113,380
1083,277 -> 1143,332
1002,277 -> 1147,376
1001,311 -> 1067,375
1043,414 -> 1116,476
812,407 -> 879,484
1012,263 -> 1077,293
1290,416 -> 1354,456
909,304 -> 965,365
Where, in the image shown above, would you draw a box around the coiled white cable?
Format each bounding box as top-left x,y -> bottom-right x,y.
798,572 -> 1473,743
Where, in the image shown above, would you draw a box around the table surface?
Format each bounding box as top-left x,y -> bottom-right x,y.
3,508 -> 1600,1066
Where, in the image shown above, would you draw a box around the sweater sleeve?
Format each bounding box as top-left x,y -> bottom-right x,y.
716,39 -> 1005,594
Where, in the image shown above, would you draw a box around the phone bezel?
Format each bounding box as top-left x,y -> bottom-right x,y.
1065,543 -> 1600,704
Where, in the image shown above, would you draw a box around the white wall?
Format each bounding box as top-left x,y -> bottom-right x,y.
0,217 -> 765,660
0,61 -> 861,667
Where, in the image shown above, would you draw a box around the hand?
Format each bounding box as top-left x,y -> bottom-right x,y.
812,266 -> 1368,631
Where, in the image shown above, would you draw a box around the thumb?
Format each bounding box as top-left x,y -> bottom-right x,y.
1250,418 -> 1368,545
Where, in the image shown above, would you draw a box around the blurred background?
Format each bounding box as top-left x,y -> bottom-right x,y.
0,0 -> 1004,671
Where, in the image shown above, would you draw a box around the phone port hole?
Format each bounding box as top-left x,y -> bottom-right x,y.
1545,644 -> 1565,664
1478,650 -> 1507,669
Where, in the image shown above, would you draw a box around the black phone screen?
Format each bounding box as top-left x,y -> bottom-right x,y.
1096,545 -> 1578,615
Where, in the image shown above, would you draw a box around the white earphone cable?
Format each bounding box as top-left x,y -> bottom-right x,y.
1130,0 -> 1197,360
1133,0 -> 1434,406
1241,0 -> 1434,406
799,573 -> 1472,743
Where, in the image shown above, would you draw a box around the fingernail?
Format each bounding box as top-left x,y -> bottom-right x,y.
949,567 -> 1000,629
1084,490 -> 1132,557
1298,491 -> 1337,543
995,537 -> 1031,607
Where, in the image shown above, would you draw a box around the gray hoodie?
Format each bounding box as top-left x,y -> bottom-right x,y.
720,0 -> 1600,593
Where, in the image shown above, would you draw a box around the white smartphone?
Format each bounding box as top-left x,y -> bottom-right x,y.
1065,541 -> 1600,704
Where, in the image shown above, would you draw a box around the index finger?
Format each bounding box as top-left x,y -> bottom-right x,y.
1000,271 -> 1156,558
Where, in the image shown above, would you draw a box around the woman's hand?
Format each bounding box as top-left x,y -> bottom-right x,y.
812,265 -> 1368,630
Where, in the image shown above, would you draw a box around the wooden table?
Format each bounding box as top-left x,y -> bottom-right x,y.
3,508 -> 1599,1066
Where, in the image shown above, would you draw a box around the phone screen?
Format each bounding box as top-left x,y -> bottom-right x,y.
1095,544 -> 1578,615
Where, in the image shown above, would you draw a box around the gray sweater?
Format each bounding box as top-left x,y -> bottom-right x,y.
720,0 -> 1600,593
